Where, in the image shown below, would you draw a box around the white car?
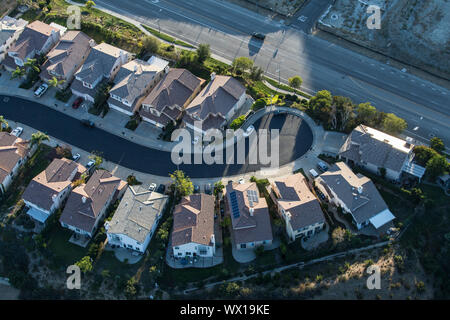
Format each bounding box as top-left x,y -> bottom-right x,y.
243,125 -> 255,137
72,153 -> 81,162
34,83 -> 49,97
85,160 -> 95,171
149,183 -> 157,192
11,127 -> 23,137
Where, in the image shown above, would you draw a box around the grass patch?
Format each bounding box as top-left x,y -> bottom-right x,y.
265,77 -> 311,99
141,24 -> 195,48
55,89 -> 72,102
46,225 -> 87,266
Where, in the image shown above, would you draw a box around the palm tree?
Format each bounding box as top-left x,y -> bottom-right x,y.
24,58 -> 40,73
30,131 -> 50,146
0,116 -> 8,132
48,76 -> 65,89
11,67 -> 26,79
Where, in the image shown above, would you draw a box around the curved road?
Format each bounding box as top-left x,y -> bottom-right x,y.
0,95 -> 313,178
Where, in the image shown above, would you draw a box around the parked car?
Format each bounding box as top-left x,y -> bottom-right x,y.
11,127 -> 23,137
85,160 -> 95,172
72,97 -> 83,109
72,153 -> 81,162
309,168 -> 319,178
194,185 -> 200,193
81,119 -> 95,128
34,83 -> 48,97
156,184 -> 166,194
149,183 -> 157,192
317,161 -> 329,172
243,125 -> 255,137
252,32 -> 266,40
204,183 -> 212,195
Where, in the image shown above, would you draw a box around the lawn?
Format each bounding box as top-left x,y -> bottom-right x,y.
46,225 -> 87,266
141,25 -> 195,48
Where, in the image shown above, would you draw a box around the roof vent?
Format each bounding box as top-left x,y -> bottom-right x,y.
249,208 -> 254,216
211,72 -> 216,81
357,186 -> 363,194
82,196 -> 87,203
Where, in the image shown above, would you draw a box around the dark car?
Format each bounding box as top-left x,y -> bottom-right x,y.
252,32 -> 266,40
194,185 -> 200,193
156,184 -> 166,194
204,183 -> 212,195
72,97 -> 83,109
81,119 -> 95,128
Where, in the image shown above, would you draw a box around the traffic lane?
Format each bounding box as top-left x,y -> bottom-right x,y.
0,96 -> 313,178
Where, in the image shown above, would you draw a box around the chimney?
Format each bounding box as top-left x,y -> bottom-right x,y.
52,194 -> 57,202
89,39 -> 96,47
210,234 -> 215,245
249,207 -> 254,216
82,196 -> 87,203
286,212 -> 291,221
210,72 -> 216,81
357,186 -> 363,194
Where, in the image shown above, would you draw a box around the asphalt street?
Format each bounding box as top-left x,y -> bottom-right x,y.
0,95 -> 313,178
94,0 -> 450,148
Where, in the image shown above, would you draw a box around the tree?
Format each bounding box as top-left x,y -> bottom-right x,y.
125,276 -> 138,297
85,1 -> 95,9
0,115 -> 8,132
213,181 -> 224,197
382,113 -> 407,135
48,76 -> 65,88
24,58 -> 40,73
30,131 -> 49,146
196,43 -> 210,64
142,36 -> 160,54
229,115 -> 246,130
309,90 -> 333,124
251,98 -> 266,111
89,153 -> 103,168
232,57 -> 253,74
413,146 -> 438,166
288,75 -> 302,88
11,67 -> 26,79
169,170 -> 194,197
75,256 -> 93,273
356,102 -> 377,126
430,137 -> 445,154
249,66 -> 264,81
426,155 -> 449,179
333,96 -> 354,131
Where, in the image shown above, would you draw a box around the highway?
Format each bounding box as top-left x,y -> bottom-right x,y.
94,0 -> 450,148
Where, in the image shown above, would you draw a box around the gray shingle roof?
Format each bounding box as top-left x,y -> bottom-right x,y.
0,132 -> 29,185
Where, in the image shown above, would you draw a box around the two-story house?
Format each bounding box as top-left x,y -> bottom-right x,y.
0,16 -> 28,63
139,68 -> 205,129
40,31 -> 94,90
107,56 -> 169,116
0,132 -> 31,195
182,73 -> 246,134
105,185 -> 169,254
59,169 -> 127,238
269,173 -> 326,241
170,193 -> 216,258
225,181 -> 273,250
71,43 -> 130,102
315,162 -> 396,233
22,158 -> 86,224
3,20 -> 63,72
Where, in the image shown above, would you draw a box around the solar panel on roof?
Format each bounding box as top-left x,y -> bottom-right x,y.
229,191 -> 240,218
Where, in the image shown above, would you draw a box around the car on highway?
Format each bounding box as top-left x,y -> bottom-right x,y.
81,119 -> 95,128
72,97 -> 83,109
11,127 -> 23,137
156,184 -> 166,194
243,125 -> 255,137
72,153 -> 81,162
149,183 -> 157,192
34,83 -> 48,98
251,32 -> 265,40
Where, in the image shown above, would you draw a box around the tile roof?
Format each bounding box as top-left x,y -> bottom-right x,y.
271,173 -> 325,230
107,185 -> 169,243
339,125 -> 412,172
40,31 -> 93,82
0,132 -> 29,185
183,75 -> 245,130
316,162 -> 392,224
171,193 -> 215,247
225,181 -> 273,244
59,169 -> 125,234
22,158 -> 79,211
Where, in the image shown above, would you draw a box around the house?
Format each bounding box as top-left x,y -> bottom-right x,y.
139,68 -> 205,129
59,169 -> 127,238
105,185 -> 169,253
70,43 -> 130,103
0,132 -> 31,194
107,56 -> 169,116
171,193 -> 216,258
22,158 -> 86,224
339,125 -> 424,181
3,20 -> 63,72
315,162 -> 395,232
183,73 -> 247,134
0,16 -> 28,63
40,31 -> 94,89
225,181 -> 273,250
269,173 -> 326,241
